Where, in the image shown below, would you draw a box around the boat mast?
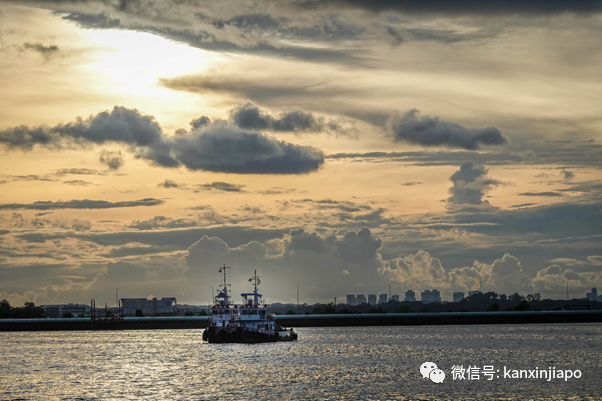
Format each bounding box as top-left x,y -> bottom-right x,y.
220,264 -> 231,304
253,270 -> 259,305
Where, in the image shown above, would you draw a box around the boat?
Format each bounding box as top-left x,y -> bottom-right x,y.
202,265 -> 298,344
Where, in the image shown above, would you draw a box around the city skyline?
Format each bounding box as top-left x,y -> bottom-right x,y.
0,1 -> 601,307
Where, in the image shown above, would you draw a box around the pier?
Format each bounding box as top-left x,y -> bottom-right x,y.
1,310 -> 601,331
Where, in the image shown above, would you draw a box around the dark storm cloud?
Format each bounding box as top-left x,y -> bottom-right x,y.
0,106 -> 325,175
519,191 -> 564,197
99,149 -> 124,170
229,103 -> 318,132
227,103 -> 350,135
294,0 -> 602,15
389,109 -> 507,150
170,124 -> 324,174
0,198 -> 163,210
195,182 -> 246,192
448,161 -> 501,205
190,116 -> 211,129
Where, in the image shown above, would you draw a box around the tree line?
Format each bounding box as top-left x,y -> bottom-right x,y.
0,299 -> 46,319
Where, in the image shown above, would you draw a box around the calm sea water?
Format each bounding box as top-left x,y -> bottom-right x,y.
1,324 -> 601,400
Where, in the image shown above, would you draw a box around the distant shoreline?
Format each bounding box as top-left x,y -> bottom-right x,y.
1,310 -> 601,332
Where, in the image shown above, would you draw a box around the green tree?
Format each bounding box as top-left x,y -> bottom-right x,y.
62,312 -> 74,318
198,310 -> 208,316
487,303 -> 500,311
135,309 -> 144,317
395,305 -> 414,313
514,300 -> 531,311
184,310 -> 194,316
0,299 -> 10,318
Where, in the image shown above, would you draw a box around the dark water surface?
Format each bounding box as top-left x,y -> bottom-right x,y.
1,324 -> 601,400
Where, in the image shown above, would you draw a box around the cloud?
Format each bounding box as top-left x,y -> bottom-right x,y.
190,116 -> 211,129
128,216 -> 198,230
63,180 -> 95,186
447,161 -> 501,205
157,179 -> 182,188
171,122 -> 324,174
294,1 -> 602,15
0,198 -> 163,210
55,168 -> 106,176
228,102 -> 348,134
562,169 -> 575,181
519,191 -> 563,197
22,42 -> 59,55
184,227 -> 384,299
388,109 -> 507,150
401,181 -> 423,186
195,182 -> 245,192
0,106 -> 325,175
99,149 -> 125,170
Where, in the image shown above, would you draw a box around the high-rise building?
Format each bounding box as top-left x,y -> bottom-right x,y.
368,294 -> 377,305
404,290 -> 416,302
378,293 -> 388,304
587,288 -> 598,301
356,294 -> 367,305
346,294 -> 357,306
453,292 -> 465,302
421,289 -> 441,304
392,295 -> 400,302
121,297 -> 177,316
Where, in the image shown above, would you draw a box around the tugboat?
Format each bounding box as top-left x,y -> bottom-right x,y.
202,265 -> 297,344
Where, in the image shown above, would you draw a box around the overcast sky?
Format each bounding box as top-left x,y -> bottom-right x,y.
0,0 -> 601,307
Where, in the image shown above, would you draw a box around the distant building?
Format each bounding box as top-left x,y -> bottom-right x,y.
378,293 -> 388,304
368,294 -> 377,305
346,295 -> 357,306
468,290 -> 482,298
586,288 -> 598,301
598,295 -> 602,303
391,295 -> 400,302
41,303 -> 90,318
453,292 -> 465,303
121,297 -> 177,317
421,289 -> 441,304
404,290 -> 416,302
356,294 -> 367,305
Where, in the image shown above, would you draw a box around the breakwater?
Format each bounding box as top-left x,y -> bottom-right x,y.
1,310 -> 601,331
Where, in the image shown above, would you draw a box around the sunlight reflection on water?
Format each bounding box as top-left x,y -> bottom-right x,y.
1,324 -> 601,400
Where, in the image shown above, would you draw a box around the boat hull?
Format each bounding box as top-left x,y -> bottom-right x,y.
203,326 -> 280,344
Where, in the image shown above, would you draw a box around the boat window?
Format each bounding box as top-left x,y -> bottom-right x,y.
224,309 -> 230,314
212,310 -> 217,315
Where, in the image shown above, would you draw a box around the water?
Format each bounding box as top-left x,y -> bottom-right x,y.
1,324 -> 601,400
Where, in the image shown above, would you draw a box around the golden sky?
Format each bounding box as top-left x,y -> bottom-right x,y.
0,1 -> 601,306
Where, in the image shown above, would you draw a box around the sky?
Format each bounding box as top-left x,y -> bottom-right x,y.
0,0 -> 601,307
